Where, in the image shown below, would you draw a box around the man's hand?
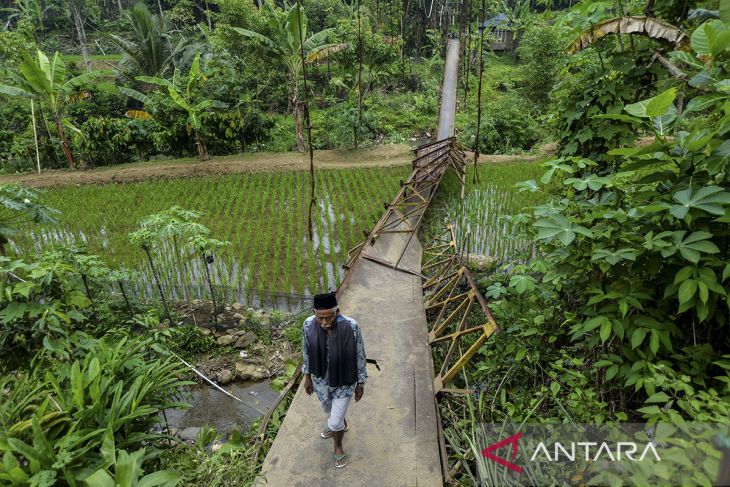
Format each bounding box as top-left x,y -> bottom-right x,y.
304,374 -> 313,395
355,383 -> 364,402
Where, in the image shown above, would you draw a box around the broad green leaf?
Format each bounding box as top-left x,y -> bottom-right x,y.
515,179 -> 538,193
82,470 -> 115,487
138,471 -> 182,487
0,85 -> 34,97
645,88 -> 676,118
624,98 -> 651,118
649,330 -> 660,354
722,0 -> 730,24
670,186 -> 730,219
509,274 -> 536,294
685,94 -> 727,114
678,278 -> 697,304
229,26 -> 280,51
605,364 -> 619,380
167,88 -> 191,112
600,320 -> 611,343
646,392 -> 670,403
631,328 -> 647,349
534,214 -> 593,246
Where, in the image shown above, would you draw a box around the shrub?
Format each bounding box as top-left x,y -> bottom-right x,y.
517,23 -> 566,108
460,94 -> 542,154
0,333 -> 191,484
74,116 -> 153,167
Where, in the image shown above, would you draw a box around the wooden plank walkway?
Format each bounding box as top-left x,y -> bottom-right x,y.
256,227 -> 442,486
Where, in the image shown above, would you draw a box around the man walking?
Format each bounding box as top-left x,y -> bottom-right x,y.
302,291 -> 367,468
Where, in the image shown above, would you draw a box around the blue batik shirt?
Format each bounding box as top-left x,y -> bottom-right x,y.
301,314 -> 368,402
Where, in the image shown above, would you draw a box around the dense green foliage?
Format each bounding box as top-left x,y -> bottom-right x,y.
431,10 -> 730,487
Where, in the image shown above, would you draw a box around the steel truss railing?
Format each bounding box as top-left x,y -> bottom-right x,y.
341,138 -> 466,284
422,225 -> 500,395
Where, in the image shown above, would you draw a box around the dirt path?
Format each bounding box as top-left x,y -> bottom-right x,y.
0,144 -> 544,188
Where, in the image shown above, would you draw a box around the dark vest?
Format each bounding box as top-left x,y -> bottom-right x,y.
307,316 -> 358,387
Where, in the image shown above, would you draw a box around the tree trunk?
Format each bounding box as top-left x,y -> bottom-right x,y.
118,280 -> 134,318
143,245 -> 174,326
195,130 -> 209,160
294,100 -> 305,152
70,0 -> 91,72
53,114 -> 76,169
202,255 -> 218,325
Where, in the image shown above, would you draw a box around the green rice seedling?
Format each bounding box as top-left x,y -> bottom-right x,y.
11,167 -> 408,298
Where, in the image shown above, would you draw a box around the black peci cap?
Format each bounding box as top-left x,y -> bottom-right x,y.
313,291 -> 338,310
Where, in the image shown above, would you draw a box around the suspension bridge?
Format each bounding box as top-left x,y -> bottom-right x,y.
256,39 -> 498,486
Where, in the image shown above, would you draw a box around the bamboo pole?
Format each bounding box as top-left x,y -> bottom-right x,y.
30,99 -> 41,175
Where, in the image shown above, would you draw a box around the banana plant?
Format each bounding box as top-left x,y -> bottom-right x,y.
0,50 -> 106,169
121,54 -> 226,160
229,0 -> 347,151
82,434 -> 181,487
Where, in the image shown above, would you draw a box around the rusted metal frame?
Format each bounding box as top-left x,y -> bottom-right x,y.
411,147 -> 452,172
423,242 -> 453,256
413,147 -> 453,169
423,259 -> 457,287
423,265 -> 461,294
378,201 -> 427,232
412,152 -> 451,172
434,396 -> 454,486
422,256 -> 460,291
463,267 -> 500,330
399,179 -> 440,202
431,291 -> 474,339
411,158 -> 451,183
423,242 -> 454,259
426,289 -> 470,319
412,147 -> 454,169
439,387 -> 475,394
393,172 -> 448,268
346,241 -> 365,258
413,140 -> 453,159
423,256 -> 455,271
360,253 -> 424,278
431,323 -> 485,344
339,141 -> 455,293
383,205 -> 416,232
437,296 -> 474,377
412,136 -> 455,153
440,324 -> 494,386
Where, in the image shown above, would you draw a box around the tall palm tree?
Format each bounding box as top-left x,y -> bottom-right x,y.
230,0 -> 347,151
0,50 -> 104,169
109,3 -> 177,82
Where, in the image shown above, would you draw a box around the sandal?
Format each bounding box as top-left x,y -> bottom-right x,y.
333,452 -> 348,468
320,419 -> 348,439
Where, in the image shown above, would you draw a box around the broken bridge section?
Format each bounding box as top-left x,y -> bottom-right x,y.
257,39 -> 464,487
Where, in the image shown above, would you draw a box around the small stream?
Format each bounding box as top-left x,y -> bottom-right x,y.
165,380 -> 281,436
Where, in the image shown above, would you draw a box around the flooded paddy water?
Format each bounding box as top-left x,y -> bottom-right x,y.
165,380 -> 281,436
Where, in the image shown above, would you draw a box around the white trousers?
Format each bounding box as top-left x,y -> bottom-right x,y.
321,396 -> 352,432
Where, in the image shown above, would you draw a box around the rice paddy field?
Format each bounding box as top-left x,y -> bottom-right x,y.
426,161 -> 547,260
10,160 -> 545,306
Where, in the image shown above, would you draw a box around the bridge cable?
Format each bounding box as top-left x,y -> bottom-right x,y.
472,0 -> 486,184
